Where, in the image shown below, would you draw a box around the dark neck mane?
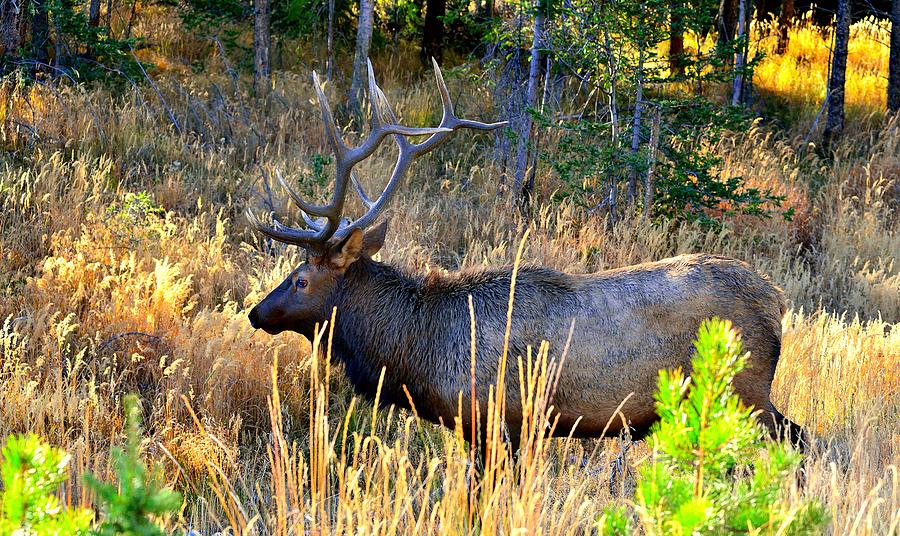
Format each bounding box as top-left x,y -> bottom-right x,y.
327,258 -> 430,411
326,258 -> 519,418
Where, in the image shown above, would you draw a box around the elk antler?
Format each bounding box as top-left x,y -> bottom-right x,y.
247,58 -> 508,255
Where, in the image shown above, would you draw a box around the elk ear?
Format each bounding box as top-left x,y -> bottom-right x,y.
362,220 -> 388,256
328,228 -> 364,271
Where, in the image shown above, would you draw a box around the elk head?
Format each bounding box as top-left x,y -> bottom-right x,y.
247,59 -> 506,338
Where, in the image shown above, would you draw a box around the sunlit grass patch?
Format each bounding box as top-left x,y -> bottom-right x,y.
753,12 -> 891,124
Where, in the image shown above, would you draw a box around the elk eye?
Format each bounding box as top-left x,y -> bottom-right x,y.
296,279 -> 309,289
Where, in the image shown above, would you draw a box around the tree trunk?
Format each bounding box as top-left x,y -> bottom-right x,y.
106,0 -> 113,31
54,18 -> 63,67
513,0 -> 547,204
524,55 -> 553,195
643,108 -> 661,221
670,0 -> 685,76
480,0 -> 494,18
717,0 -> 737,66
888,0 -> 900,112
32,0 -> 49,65
731,0 -> 747,105
601,20 -> 620,222
824,0 -> 850,148
123,0 -> 138,40
0,0 -> 13,56
1,0 -> 27,57
253,0 -> 271,94
627,44 -> 645,205
755,0 -> 774,22
89,0 -> 101,26
776,0 -> 794,54
82,0 -> 101,59
327,0 -> 335,81
422,0 -> 446,65
349,0 -> 374,114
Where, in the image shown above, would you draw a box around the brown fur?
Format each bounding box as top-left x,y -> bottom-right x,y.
249,225 -> 801,449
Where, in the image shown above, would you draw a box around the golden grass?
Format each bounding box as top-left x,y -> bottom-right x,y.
753,13 -> 891,124
0,11 -> 898,534
662,10 -> 891,130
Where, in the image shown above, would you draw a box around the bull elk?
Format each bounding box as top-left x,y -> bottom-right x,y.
247,60 -> 803,452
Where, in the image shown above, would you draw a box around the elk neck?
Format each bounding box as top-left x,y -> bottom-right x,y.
323,256 -> 522,422
324,257 -> 440,417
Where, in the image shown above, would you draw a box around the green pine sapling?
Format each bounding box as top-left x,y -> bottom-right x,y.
86,394 -> 182,536
600,318 -> 826,535
0,434 -> 93,535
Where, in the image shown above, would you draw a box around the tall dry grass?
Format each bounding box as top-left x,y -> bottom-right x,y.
0,10 -> 898,534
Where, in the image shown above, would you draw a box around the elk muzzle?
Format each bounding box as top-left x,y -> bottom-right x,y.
248,306 -> 262,329
247,295 -> 287,335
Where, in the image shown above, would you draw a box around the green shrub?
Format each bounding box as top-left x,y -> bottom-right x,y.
0,434 -> 92,535
600,318 -> 826,535
105,192 -> 168,247
545,102 -> 789,227
107,191 -> 166,223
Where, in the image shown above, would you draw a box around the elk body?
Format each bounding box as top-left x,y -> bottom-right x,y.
247,60 -> 802,450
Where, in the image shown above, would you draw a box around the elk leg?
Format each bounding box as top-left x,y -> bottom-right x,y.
763,404 -> 807,450
471,423 -> 520,472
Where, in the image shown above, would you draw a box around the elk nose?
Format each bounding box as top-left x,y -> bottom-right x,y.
248,307 -> 260,329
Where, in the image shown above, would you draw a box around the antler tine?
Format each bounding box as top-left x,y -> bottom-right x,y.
332,145 -> 418,239
275,169 -> 333,219
351,171 -> 376,209
250,62 -> 450,252
299,209 -> 326,231
246,207 -> 325,249
331,59 -> 508,240
372,84 -> 410,147
312,71 -> 347,158
344,60 -> 449,166
271,214 -> 294,231
431,57 -> 509,130
408,58 -> 509,156
432,56 -> 455,121
366,60 -> 387,130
